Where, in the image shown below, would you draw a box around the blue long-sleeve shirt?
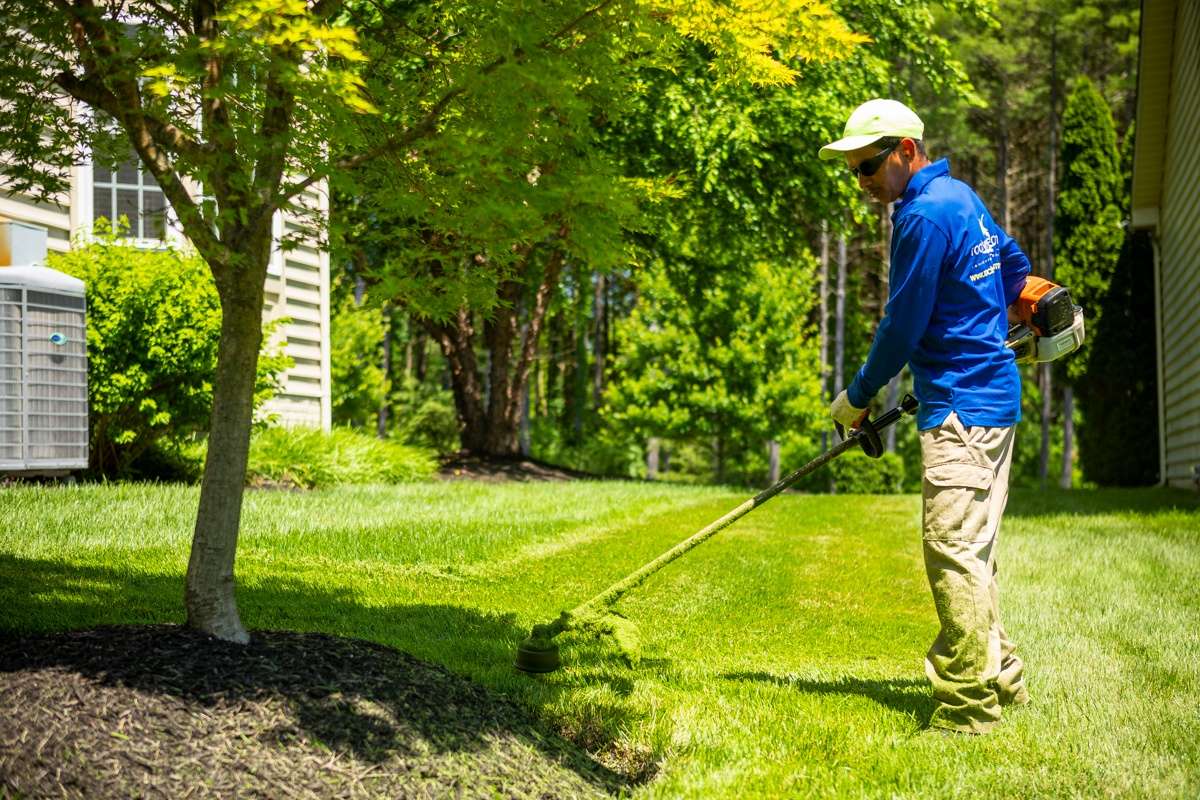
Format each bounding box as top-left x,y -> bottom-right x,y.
847,159 -> 1031,430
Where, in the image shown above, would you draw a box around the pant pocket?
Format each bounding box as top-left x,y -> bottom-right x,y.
923,462 -> 994,542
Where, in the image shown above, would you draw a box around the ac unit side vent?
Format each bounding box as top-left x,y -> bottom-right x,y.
0,268 -> 89,475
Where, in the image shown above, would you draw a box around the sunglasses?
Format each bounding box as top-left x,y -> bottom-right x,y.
850,140 -> 900,178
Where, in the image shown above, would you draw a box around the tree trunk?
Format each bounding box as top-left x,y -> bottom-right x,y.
377,305 -> 393,439
1041,22 -> 1060,489
713,434 -> 724,485
571,265 -> 587,444
834,234 -> 847,397
593,272 -> 606,407
819,222 -> 830,454
427,309 -> 488,452
646,437 -> 660,480
185,237 -> 269,644
768,439 -> 780,484
881,204 -> 899,452
832,232 -> 847,494
428,249 -> 563,456
997,79 -> 1010,231
1039,365 -> 1052,489
885,376 -> 901,452
519,382 -> 531,456
1060,385 -> 1073,488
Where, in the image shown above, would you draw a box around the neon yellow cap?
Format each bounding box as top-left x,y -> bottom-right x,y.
819,99 -> 924,160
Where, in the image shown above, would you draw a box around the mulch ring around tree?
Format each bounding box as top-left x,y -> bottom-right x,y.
0,626 -> 626,799
437,453 -> 600,483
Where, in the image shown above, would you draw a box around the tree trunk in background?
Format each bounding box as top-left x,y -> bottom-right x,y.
427,309 -> 488,452
1041,22 -> 1060,489
768,439 -> 780,484
997,81 -> 1010,231
186,225 -> 272,645
835,234 -> 847,397
572,266 -> 588,444
880,204 -> 900,453
819,222 -> 830,453
646,437 -> 660,480
519,382 -> 531,456
885,376 -> 901,452
1060,386 -> 1073,488
713,434 -> 724,485
833,233 -> 847,494
593,272 -> 606,407
377,305 -> 393,439
428,249 -> 564,456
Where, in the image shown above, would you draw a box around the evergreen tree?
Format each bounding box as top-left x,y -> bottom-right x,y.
1054,76 -> 1140,486
1054,76 -> 1124,383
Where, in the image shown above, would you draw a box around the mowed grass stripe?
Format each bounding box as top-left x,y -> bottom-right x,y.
1,483 -> 1197,798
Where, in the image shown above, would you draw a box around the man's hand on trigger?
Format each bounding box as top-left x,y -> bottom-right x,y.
831,390 -> 868,429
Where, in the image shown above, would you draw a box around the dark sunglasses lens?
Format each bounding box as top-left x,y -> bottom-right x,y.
853,144 -> 894,178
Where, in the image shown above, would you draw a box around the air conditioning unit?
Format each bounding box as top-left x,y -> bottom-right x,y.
0,220 -> 89,476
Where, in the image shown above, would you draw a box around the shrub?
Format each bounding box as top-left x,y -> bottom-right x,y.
330,292 -> 387,428
391,377 -> 460,453
828,450 -> 906,493
247,426 -> 437,489
792,446 -> 906,494
49,229 -> 290,477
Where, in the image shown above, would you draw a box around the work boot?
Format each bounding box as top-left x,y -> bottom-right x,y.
998,682 -> 1029,707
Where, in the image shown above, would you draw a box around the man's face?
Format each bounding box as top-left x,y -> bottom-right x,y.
844,140 -> 912,204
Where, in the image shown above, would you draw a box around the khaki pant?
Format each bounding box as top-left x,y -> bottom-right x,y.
920,413 -> 1027,734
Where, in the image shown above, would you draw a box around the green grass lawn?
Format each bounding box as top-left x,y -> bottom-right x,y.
2,481 -> 1198,798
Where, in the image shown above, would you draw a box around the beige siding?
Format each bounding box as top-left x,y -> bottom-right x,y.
3,165 -> 332,432
1158,0 -> 1200,487
260,186 -> 332,429
0,191 -> 72,254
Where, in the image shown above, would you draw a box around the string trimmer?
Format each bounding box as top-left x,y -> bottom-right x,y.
514,393 -> 919,673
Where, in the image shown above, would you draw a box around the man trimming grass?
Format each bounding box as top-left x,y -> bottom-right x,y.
823,99 -> 1034,734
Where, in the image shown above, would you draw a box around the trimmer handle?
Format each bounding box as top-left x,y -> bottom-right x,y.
835,393 -> 919,458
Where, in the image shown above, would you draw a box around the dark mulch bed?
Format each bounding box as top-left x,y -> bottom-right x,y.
437,454 -> 600,483
0,626 -> 624,799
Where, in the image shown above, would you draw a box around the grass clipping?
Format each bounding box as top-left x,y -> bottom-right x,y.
530,608 -> 642,666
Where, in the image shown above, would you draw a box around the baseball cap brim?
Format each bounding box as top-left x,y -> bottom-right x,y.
818,134 -> 893,160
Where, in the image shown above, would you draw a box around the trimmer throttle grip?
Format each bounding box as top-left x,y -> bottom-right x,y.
835,394 -> 919,459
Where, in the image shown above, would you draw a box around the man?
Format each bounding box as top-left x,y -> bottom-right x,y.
819,99 -> 1031,734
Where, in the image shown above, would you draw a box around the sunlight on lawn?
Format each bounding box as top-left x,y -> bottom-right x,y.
1,483 -> 1197,798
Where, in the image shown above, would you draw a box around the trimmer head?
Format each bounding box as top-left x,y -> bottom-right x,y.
513,639 -> 561,673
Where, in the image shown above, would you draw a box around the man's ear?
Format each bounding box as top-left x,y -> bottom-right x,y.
901,138 -> 919,159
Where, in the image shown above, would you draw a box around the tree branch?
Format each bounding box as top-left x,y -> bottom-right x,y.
280,0 -> 619,202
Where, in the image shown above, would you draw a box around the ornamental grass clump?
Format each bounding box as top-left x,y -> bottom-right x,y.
247,427 -> 437,489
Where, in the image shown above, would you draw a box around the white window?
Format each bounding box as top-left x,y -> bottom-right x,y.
92,156 -> 167,240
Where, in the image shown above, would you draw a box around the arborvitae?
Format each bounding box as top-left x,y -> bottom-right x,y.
1056,77 -> 1154,485
1054,76 -> 1124,382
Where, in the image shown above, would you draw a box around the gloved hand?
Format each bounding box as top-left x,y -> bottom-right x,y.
830,389 -> 868,430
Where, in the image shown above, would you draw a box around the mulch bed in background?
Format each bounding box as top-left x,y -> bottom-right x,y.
0,626 -> 624,799
437,454 -> 600,483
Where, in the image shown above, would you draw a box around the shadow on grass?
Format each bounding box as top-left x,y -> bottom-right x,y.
723,670 -> 934,723
1005,487 -> 1200,518
0,554 -> 629,796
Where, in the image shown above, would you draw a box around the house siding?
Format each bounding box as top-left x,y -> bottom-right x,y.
1157,0 -> 1200,487
0,171 -> 332,432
